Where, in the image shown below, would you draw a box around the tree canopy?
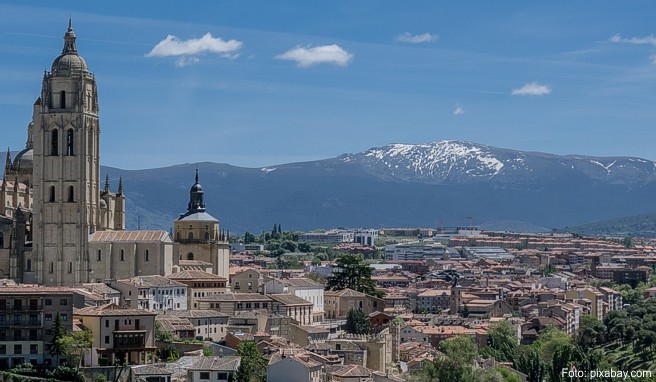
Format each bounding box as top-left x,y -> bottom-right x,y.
325,253 -> 383,297
236,340 -> 266,382
345,308 -> 371,334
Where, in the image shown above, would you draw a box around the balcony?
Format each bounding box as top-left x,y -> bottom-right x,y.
113,325 -> 146,332
0,305 -> 43,312
113,333 -> 147,350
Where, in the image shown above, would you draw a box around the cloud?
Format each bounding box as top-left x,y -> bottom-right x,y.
276,44 -> 353,67
175,57 -> 200,68
651,54 -> 656,64
396,32 -> 438,44
609,33 -> 656,46
511,82 -> 552,96
453,105 -> 465,115
146,33 -> 242,66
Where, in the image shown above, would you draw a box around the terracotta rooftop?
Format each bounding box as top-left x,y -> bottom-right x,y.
89,230 -> 170,242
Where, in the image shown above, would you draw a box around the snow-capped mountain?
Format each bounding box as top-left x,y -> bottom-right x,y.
103,140 -> 656,233
339,140 -> 656,186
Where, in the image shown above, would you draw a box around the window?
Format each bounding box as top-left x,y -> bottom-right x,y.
188,232 -> 193,240
60,90 -> 66,108
60,299 -> 67,306
49,262 -> 54,274
49,186 -> 56,202
14,345 -> 22,355
61,314 -> 68,321
105,320 -> 109,328
97,250 -> 102,261
200,372 -> 210,380
0,345 -> 5,355
104,335 -> 109,344
50,129 -> 58,156
248,282 -> 253,290
68,262 -> 73,274
145,250 -> 149,262
0,232 -> 3,248
66,130 -> 74,156
187,252 -> 194,260
234,281 -> 240,290
30,344 -> 38,354
26,259 -> 31,272
45,299 -> 52,306
120,250 -> 124,261
67,186 -> 74,202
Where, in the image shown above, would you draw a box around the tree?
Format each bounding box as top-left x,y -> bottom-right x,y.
325,253 -> 383,297
60,329 -> 93,367
243,232 -> 256,244
440,335 -> 478,365
513,345 -> 546,382
155,321 -> 176,343
483,320 -> 518,362
576,316 -> 606,350
345,308 -> 370,334
236,341 -> 266,382
50,312 -> 66,364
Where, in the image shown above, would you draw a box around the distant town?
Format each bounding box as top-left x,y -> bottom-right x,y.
2,21 -> 656,382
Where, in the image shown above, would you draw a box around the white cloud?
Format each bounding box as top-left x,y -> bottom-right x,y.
175,56 -> 200,68
276,44 -> 353,67
511,82 -> 552,96
146,33 -> 242,66
609,33 -> 656,46
396,32 -> 438,44
453,105 -> 465,115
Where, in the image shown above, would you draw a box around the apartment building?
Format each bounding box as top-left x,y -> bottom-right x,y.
0,285 -> 74,368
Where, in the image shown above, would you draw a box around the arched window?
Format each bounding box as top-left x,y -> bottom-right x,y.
60,90 -> 66,109
145,250 -> 149,262
51,129 -> 59,156
49,186 -> 56,202
120,250 -> 124,261
188,232 -> 193,240
187,253 -> 194,260
66,130 -> 74,156
67,186 -> 74,202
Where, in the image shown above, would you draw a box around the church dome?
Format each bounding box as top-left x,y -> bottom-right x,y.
50,20 -> 88,76
51,53 -> 88,75
12,148 -> 33,171
190,182 -> 203,193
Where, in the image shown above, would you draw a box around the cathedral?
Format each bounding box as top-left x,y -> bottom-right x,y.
0,21 -> 229,286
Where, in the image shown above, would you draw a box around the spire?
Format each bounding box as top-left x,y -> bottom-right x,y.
62,18 -> 77,54
117,176 -> 124,196
104,174 -> 110,193
5,147 -> 11,174
186,169 -> 206,213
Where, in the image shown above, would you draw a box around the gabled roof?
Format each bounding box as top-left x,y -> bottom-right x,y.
74,303 -> 156,317
168,270 -> 227,281
189,356 -> 240,371
89,230 -> 170,242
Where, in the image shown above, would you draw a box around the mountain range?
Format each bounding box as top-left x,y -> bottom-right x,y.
102,140 -> 656,235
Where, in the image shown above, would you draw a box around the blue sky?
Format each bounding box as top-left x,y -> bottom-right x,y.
1,1 -> 656,169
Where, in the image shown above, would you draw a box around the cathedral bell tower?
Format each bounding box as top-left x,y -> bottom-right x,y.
32,20 -> 100,286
